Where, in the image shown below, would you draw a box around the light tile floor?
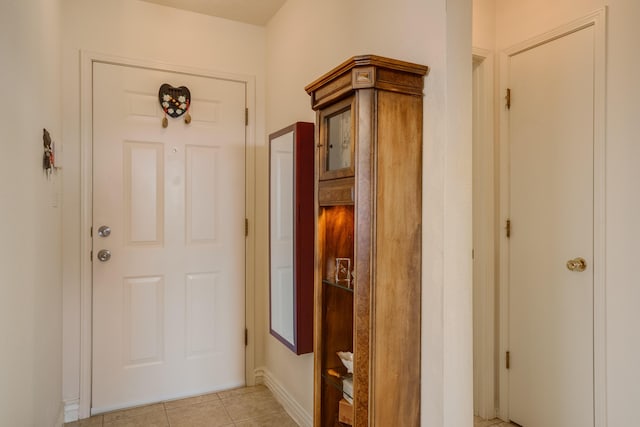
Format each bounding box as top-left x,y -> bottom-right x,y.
65,385 -> 298,427
66,387 -> 523,427
474,416 -> 520,427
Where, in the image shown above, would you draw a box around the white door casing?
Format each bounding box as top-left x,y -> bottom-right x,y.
498,9 -> 607,426
91,61 -> 247,413
472,48 -> 496,421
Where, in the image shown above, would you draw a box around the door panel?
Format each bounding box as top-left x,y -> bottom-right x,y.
92,62 -> 246,412
508,26 -> 594,427
124,141 -> 164,245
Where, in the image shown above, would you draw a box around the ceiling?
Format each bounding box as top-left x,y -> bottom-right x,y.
140,0 -> 287,26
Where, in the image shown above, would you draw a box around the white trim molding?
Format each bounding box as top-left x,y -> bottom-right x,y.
78,50 -> 257,418
497,7 -> 607,425
63,398 -> 80,423
254,367 -> 313,427
473,48 -> 497,419
472,46 -> 497,421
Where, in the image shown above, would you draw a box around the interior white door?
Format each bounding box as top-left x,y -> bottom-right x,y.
92,62 -> 246,413
508,26 -> 594,426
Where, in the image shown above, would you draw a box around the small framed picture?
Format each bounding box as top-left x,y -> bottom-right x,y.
335,258 -> 351,287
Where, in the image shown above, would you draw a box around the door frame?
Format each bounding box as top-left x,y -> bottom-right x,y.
472,47 -> 496,421
497,8 -> 607,425
78,51 -> 257,418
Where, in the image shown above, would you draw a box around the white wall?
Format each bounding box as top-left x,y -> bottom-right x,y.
265,1 -> 474,425
494,1 -> 640,424
61,0 -> 267,415
473,0 -> 496,50
0,1 -> 64,426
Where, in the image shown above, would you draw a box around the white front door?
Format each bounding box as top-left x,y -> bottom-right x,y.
92,62 -> 246,413
508,26 -> 595,426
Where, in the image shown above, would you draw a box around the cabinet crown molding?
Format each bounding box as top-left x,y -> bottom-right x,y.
305,55 -> 429,110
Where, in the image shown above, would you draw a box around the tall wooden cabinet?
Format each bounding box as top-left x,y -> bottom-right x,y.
305,55 -> 428,427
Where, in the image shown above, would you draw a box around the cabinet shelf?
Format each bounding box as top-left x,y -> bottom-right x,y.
322,279 -> 354,293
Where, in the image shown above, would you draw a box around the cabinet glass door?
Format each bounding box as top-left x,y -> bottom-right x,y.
319,97 -> 355,180
327,109 -> 351,171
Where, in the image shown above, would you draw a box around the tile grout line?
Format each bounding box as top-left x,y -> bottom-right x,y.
219,395 -> 237,427
163,401 -> 171,427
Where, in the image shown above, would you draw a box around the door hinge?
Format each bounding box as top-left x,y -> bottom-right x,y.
245,328 -> 248,346
245,108 -> 248,126
506,351 -> 511,369
90,226 -> 93,237
90,250 -> 93,262
506,219 -> 511,238
245,218 -> 249,237
506,88 -> 512,110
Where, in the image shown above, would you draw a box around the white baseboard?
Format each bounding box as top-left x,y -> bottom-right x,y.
254,367 -> 312,427
64,399 -> 80,423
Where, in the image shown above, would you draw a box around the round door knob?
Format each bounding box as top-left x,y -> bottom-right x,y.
566,257 -> 587,272
98,225 -> 111,237
97,249 -> 111,262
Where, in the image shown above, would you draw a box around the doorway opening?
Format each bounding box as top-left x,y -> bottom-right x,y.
472,49 -> 497,422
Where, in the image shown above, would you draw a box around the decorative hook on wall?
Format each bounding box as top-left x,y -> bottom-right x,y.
158,83 -> 191,128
